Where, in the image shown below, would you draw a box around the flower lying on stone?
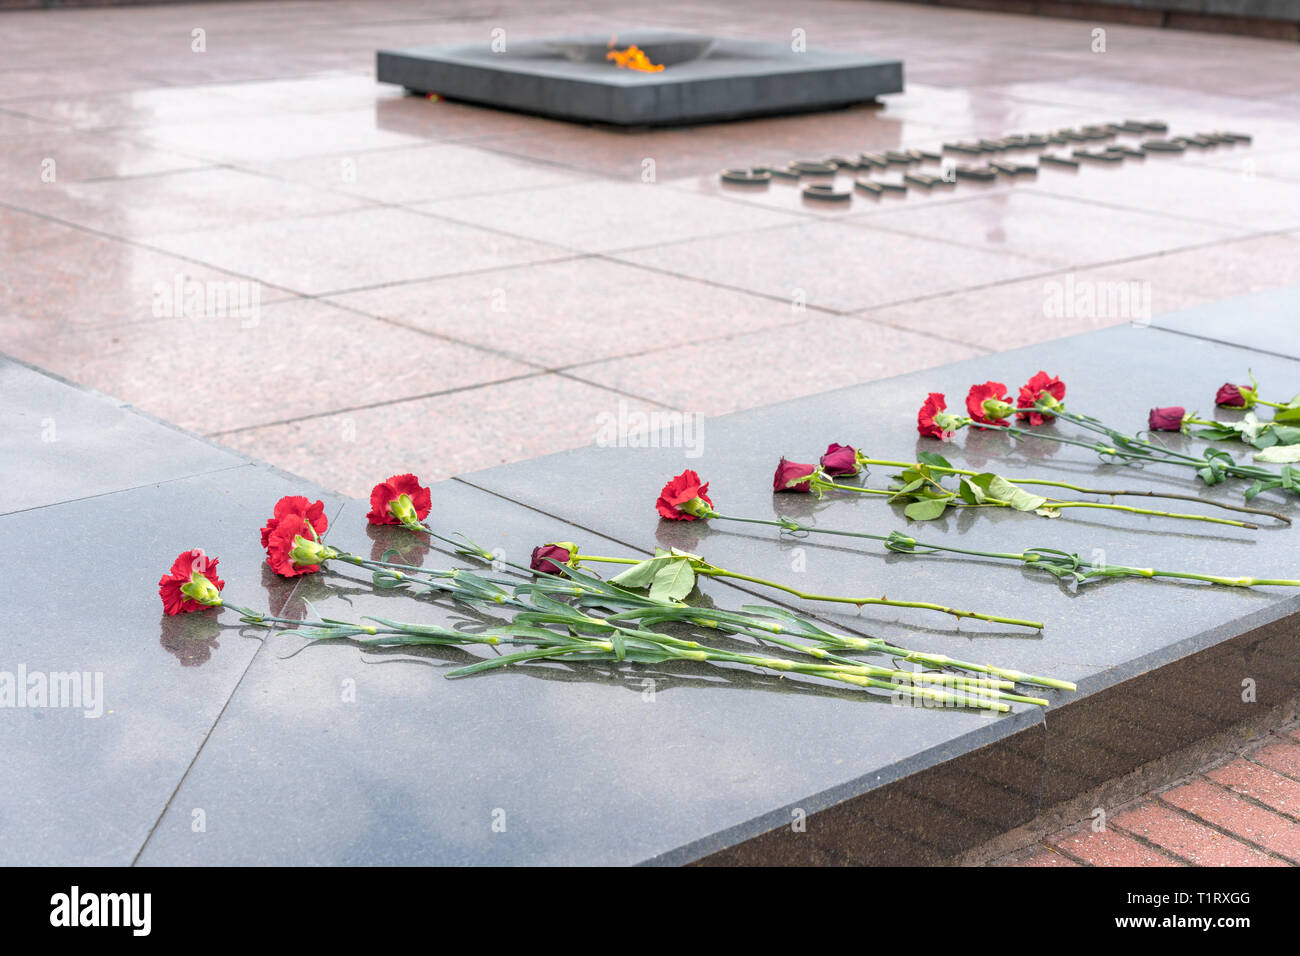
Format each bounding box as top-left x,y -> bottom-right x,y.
159,549 -> 224,615
367,473 -> 432,530
656,469 -> 717,521
773,458 -> 819,493
918,392 -> 963,439
966,381 -> 1015,427
819,442 -> 860,476
1148,406 -> 1187,431
262,495 -> 331,577
1016,371 -> 1066,425
1216,381 -> 1256,408
530,543 -> 577,575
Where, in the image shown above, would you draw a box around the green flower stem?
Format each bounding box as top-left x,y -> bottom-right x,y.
854,456 -> 1288,523
703,512 -> 1300,590
572,552 -> 1043,629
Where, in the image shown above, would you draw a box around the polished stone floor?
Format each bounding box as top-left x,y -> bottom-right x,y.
3,1 -> 1300,497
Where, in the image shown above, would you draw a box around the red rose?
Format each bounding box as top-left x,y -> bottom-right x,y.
819,443 -> 859,476
158,549 -> 225,616
1215,383 -> 1249,407
773,458 -> 818,493
367,473 -> 432,527
530,544 -> 573,575
1147,406 -> 1186,431
656,469 -> 715,521
261,495 -> 328,577
917,392 -> 953,439
1016,371 -> 1066,425
966,381 -> 1013,427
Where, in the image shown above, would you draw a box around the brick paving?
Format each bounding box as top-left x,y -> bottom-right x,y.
995,724 -> 1300,866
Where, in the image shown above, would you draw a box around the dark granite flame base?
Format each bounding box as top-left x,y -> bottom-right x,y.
376,29 -> 904,126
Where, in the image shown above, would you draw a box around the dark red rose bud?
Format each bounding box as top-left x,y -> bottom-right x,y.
1147,406 -> 1186,431
820,443 -> 859,476
530,544 -> 573,575
773,458 -> 818,493
1215,383 -> 1248,407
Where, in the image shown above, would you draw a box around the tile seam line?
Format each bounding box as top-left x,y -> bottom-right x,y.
1150,325 -> 1300,364
1197,762 -> 1300,821
1015,183 -> 1300,233
0,462 -> 250,520
204,370 -> 551,437
1156,778 -> 1300,863
1242,753 -> 1300,786
130,500 -> 347,866
1108,812 -> 1261,866
0,198 -> 304,300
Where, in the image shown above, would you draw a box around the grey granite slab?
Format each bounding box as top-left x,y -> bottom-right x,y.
378,29 -> 903,127
134,479 -> 1046,867
466,325 -> 1300,682
0,465 -> 343,865
1152,284 -> 1300,362
0,355 -> 244,516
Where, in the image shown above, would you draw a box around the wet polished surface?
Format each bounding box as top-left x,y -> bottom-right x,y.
1,1 -> 1298,495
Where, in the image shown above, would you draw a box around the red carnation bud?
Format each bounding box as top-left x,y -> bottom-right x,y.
773,458 -> 818,493
656,469 -> 716,521
819,443 -> 860,476
1147,406 -> 1186,431
261,495 -> 329,577
1016,371 -> 1066,425
530,543 -> 575,575
966,381 -> 1013,427
158,549 -> 225,616
367,473 -> 432,529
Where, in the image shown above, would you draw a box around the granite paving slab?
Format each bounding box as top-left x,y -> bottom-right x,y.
1152,284 -> 1300,361
0,356 -> 243,515
0,466 -> 343,865
133,480 -> 1048,867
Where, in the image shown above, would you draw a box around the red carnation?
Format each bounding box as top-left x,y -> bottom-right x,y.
261,495 -> 328,577
1215,383 -> 1250,408
1148,406 -> 1186,431
1016,371 -> 1066,425
656,469 -> 715,521
158,549 -> 225,616
820,443 -> 859,476
530,544 -> 573,575
367,473 -> 432,527
918,392 -> 953,440
966,381 -> 1013,427
773,458 -> 818,493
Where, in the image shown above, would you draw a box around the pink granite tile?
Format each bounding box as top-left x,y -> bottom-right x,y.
11,166 -> 366,237
142,206 -> 573,297
0,230 -> 297,344
615,220 -> 1053,313
0,86 -> 260,131
249,142 -> 596,205
850,191 -> 1248,268
858,263 -> 1213,351
8,298 -> 535,434
567,315 -> 983,416
328,257 -> 799,367
125,108 -> 431,163
0,130 -> 206,187
419,180 -> 806,254
1187,147 -> 1300,186
213,373 -> 663,497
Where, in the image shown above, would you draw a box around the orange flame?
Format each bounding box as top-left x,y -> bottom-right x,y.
605,43 -> 665,73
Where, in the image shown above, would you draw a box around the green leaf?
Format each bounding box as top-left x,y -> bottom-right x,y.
1273,426 -> 1300,445
917,451 -> 952,469
904,498 -> 949,521
892,477 -> 925,496
609,556 -> 667,590
984,475 -> 1048,512
958,477 -> 984,505
1035,506 -> 1061,518
649,558 -> 696,603
1192,426 -> 1238,442
1273,402 -> 1300,423
1245,479 -> 1266,501
1254,444 -> 1300,463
